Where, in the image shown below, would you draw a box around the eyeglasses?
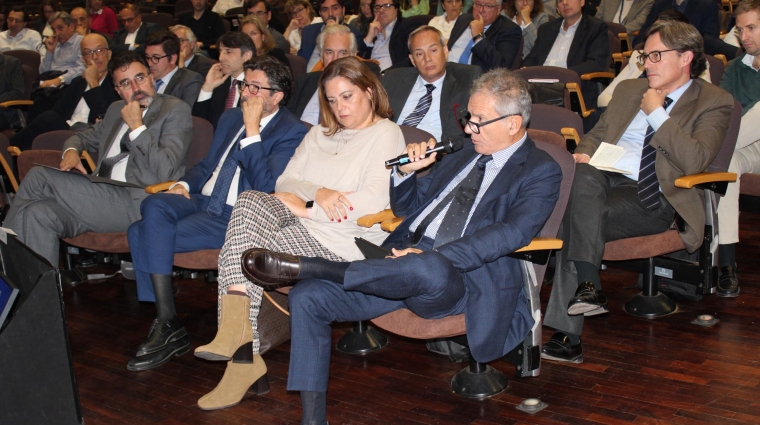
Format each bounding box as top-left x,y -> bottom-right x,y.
249,10 -> 268,17
472,2 -> 499,9
82,48 -> 109,57
458,110 -> 518,134
120,16 -> 138,23
373,3 -> 395,11
237,80 -> 278,94
289,6 -> 306,17
637,49 -> 678,65
145,54 -> 170,64
116,73 -> 150,90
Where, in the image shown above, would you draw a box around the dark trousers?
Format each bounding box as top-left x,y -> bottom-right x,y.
544,164 -> 675,336
287,237 -> 467,392
127,193 -> 231,302
9,110 -> 70,151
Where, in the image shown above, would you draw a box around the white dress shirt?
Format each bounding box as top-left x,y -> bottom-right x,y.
103,108 -> 149,182
544,18 -> 581,68
211,0 -> 243,14
155,66 -> 179,94
0,28 -> 43,52
428,14 -> 461,41
67,75 -> 107,126
198,71 -> 245,105
125,23 -> 143,50
395,73 -> 445,142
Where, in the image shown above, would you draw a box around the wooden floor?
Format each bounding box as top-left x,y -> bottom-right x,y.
63,211 -> 760,425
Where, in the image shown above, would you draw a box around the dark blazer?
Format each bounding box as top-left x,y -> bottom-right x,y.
176,9 -> 226,50
576,78 -> 734,252
382,137 -> 562,362
52,74 -> 120,123
182,107 -> 307,195
383,63 -> 482,141
447,14 -> 523,72
192,76 -> 236,129
298,22 -> 368,62
112,21 -> 161,53
0,54 -> 24,105
163,67 -> 204,107
633,0 -> 719,46
380,15 -> 432,68
186,53 -> 215,77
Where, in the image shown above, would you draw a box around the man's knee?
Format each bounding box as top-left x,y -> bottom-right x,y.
573,163 -> 606,191
289,280 -> 339,322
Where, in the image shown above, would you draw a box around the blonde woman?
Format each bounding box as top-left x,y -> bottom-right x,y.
239,15 -> 290,66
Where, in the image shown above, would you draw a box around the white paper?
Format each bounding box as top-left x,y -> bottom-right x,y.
0,227 -> 17,244
528,78 -> 560,83
589,143 -> 631,174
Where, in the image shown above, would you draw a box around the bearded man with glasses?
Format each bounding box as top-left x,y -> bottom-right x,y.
144,29 -> 204,107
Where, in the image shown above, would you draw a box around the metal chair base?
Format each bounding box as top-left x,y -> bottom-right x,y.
624,291 -> 677,318
451,360 -> 509,398
336,321 -> 387,354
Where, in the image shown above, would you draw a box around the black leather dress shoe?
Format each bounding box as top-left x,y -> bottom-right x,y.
242,248 -> 301,289
541,332 -> 583,363
136,316 -> 187,357
127,335 -> 190,372
567,281 -> 608,316
717,265 -> 740,297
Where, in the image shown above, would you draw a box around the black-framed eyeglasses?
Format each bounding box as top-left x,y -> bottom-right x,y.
373,3 -> 395,11
237,80 -> 278,94
145,54 -> 170,64
458,110 -> 518,134
116,73 -> 150,90
83,47 -> 109,57
472,2 -> 499,9
637,49 -> 678,65
120,16 -> 138,23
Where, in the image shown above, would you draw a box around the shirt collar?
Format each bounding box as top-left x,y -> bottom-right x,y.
129,22 -> 143,35
489,131 -> 527,168
259,107 -> 279,130
234,71 -> 245,82
160,66 -> 179,85
91,8 -> 103,14
6,28 -> 26,38
383,18 -> 398,35
560,16 -> 581,35
414,71 -> 446,91
665,79 -> 693,107
60,32 -> 83,47
741,53 -> 760,72
184,55 -> 194,68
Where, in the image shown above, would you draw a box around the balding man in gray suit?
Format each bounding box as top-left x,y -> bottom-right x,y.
3,51 -> 193,266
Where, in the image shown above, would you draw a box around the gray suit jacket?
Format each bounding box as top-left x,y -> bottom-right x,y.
163,67 -> 204,107
382,63 -> 482,142
186,54 -> 215,77
596,0 -> 654,34
270,27 -> 291,53
62,94 -> 193,193
576,78 -> 734,251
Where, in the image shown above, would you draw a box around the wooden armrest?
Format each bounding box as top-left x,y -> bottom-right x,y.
714,54 -> 728,66
631,31 -> 639,36
674,172 -> 737,188
80,151 -> 96,172
357,209 -> 397,228
145,181 -> 177,194
0,100 -> 33,108
515,237 -> 563,252
581,72 -> 615,80
7,146 -> 21,157
565,82 -> 593,118
0,154 -> 18,192
381,217 -> 404,232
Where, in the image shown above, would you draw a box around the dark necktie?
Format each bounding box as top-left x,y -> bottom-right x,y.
224,79 -> 237,110
412,154 -> 493,248
638,96 -> 673,211
206,131 -> 244,217
97,128 -> 132,178
401,84 -> 435,127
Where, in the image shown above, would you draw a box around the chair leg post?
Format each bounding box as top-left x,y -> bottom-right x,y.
451,357 -> 509,398
624,257 -> 676,318
335,321 -> 387,355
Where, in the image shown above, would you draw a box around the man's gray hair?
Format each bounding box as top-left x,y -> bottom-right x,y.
170,24 -> 198,52
316,24 -> 358,56
49,11 -> 76,26
407,25 -> 445,53
471,69 -> 532,128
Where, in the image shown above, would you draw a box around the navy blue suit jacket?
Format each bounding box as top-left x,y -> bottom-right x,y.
297,23 -> 368,62
383,137 -> 562,363
181,107 -> 307,196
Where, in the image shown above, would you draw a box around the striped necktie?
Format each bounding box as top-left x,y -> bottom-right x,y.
401,84 -> 435,128
224,79 -> 238,110
638,96 -> 673,211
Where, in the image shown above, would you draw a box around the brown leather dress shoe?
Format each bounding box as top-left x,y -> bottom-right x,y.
241,248 -> 301,289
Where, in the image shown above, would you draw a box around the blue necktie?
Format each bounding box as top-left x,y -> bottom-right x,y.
154,79 -> 163,92
401,84 -> 435,127
206,133 -> 244,217
638,96 -> 673,211
458,38 -> 476,64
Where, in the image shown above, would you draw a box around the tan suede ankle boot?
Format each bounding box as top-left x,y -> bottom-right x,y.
195,294 -> 253,361
197,354 -> 268,410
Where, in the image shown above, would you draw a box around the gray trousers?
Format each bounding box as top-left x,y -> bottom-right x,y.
544,164 -> 674,336
3,166 -> 144,266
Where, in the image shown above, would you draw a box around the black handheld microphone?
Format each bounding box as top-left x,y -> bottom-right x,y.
385,137 -> 463,167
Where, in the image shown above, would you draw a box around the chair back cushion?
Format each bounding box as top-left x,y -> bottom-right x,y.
31,130 -> 77,151
286,54 -> 307,81
187,116 -> 215,169
708,100 -> 741,173
528,103 -> 584,138
17,150 -> 61,182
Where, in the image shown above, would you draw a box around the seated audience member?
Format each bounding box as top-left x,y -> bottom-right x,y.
596,0 -> 653,34
299,0 -> 368,71
177,0 -> 227,55
242,69 -> 562,424
0,6 -> 43,53
171,25 -> 215,77
145,30 -> 204,107
125,56 -> 307,371
446,0 -> 523,72
3,51 -> 193,268
10,34 -> 119,150
40,12 -> 85,88
71,7 -> 115,50
213,0 -> 244,14
284,0 -> 323,54
113,4 -> 161,53
0,54 -> 24,131
240,15 -> 290,67
715,0 -> 760,298
400,0 -> 430,16
385,26 -> 481,142
245,0 -> 291,52
348,0 -> 375,39
34,0 -> 61,41
193,32 -> 255,129
364,0 -> 429,70
541,21 -> 734,363
88,0 -> 118,37
634,0 -> 718,47
502,0 -> 549,58
597,10 -> 709,108
522,0 -> 609,108
429,0 -> 464,42
192,56 -> 406,411
437,0 -> 473,16
288,24 -> 379,124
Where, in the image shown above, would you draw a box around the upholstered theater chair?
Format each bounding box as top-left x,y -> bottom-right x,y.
528,103 -> 584,151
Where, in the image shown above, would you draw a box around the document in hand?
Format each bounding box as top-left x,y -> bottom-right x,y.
588,143 -> 631,174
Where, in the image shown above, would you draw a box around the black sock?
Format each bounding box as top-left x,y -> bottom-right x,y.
574,261 -> 602,291
565,332 -> 581,346
300,391 -> 327,425
298,257 -> 350,284
719,244 -> 736,268
151,274 -> 176,320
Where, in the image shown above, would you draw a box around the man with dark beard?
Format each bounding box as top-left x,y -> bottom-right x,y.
2,51 -> 193,268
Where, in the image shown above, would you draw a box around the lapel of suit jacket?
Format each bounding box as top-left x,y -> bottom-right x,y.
668,79 -> 700,128
163,68 -> 180,94
100,106 -> 127,162
447,14 -> 471,50
485,15 -> 504,38
424,145 -> 480,203
439,66 -> 457,125
609,80 -> 648,145
215,75 -> 233,109
391,69 -> 418,122
567,15 -> 588,62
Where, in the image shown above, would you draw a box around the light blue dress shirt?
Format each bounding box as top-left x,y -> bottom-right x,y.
40,32 -> 85,84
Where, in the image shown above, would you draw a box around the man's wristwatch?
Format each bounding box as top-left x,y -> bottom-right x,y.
473,33 -> 485,43
305,201 -> 314,208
